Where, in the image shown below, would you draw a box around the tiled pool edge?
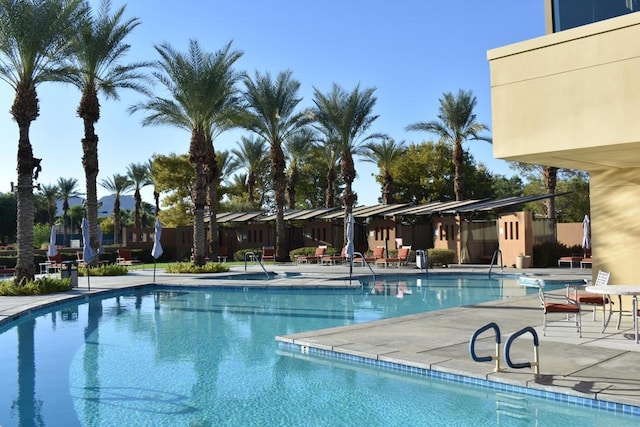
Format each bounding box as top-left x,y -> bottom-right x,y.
276,340 -> 640,417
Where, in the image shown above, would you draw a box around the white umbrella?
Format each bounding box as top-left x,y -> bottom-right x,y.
82,218 -> 96,290
152,218 -> 163,282
346,213 -> 355,283
47,225 -> 58,258
582,214 -> 591,256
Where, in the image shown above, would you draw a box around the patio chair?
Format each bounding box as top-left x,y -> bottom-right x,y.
117,249 -> 142,267
320,246 -> 347,265
297,246 -> 326,264
538,281 -> 582,337
574,270 -> 612,325
261,246 -> 275,263
558,255 -> 582,268
353,246 -> 384,267
376,247 -> 411,268
47,253 -> 63,273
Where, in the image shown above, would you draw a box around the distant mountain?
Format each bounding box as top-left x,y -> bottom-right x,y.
56,195 -> 136,217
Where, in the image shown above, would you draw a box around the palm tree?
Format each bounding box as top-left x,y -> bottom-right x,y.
361,138 -> 406,204
0,0 -> 86,282
230,135 -> 269,206
240,70 -> 310,261
100,174 -> 132,245
126,162 -> 152,228
130,40 -> 242,265
39,184 -> 60,226
312,83 -> 381,230
314,138 -> 341,208
284,128 -> 315,209
65,0 -> 149,256
148,159 -> 161,216
406,89 -> 492,201
57,177 -> 80,246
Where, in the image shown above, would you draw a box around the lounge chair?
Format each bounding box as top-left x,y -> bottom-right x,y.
261,246 -> 275,263
218,246 -> 228,263
376,247 -> 411,268
538,281 -> 582,337
558,255 -> 582,268
76,251 -> 88,267
580,257 -> 593,269
574,270 -> 611,326
353,246 -> 385,267
297,246 -> 326,264
320,247 -> 347,266
117,249 -> 142,267
47,253 -> 63,273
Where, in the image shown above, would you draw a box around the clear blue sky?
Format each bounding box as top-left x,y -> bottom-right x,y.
0,0 -> 545,207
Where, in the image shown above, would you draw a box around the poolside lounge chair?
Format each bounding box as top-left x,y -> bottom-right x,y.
574,270 -> 612,325
297,246 -> 326,264
320,247 -> 347,265
353,246 -> 385,267
117,249 -> 142,267
376,247 -> 411,268
218,246 -> 228,263
558,255 -> 582,268
47,253 -> 63,273
580,257 -> 593,269
538,281 -> 582,337
261,246 -> 275,263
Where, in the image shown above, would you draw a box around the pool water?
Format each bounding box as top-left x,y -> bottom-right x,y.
0,276 -> 636,426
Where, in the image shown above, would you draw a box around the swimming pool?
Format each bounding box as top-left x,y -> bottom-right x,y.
0,276 -> 636,426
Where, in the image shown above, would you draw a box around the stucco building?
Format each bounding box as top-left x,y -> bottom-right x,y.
488,0 -> 640,282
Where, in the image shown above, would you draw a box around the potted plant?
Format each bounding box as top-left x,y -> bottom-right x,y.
516,253 -> 532,269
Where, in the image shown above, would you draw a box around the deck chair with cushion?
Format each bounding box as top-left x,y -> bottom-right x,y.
261,246 -> 275,263
558,255 -> 582,268
117,249 -> 142,267
574,270 -> 612,327
47,253 -> 63,273
320,246 -> 347,266
538,281 -> 582,337
353,246 -> 385,267
376,247 -> 411,268
297,246 -> 326,264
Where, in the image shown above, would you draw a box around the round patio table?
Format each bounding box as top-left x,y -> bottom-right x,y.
585,285 -> 640,343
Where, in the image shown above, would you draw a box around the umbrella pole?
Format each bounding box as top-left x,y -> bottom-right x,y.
153,259 -> 157,283
87,267 -> 90,291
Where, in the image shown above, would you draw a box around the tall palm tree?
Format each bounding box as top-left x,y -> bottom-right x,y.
148,159 -> 160,216
230,135 -> 269,206
314,138 -> 341,208
240,70 -> 310,261
39,184 -> 60,226
57,177 -> 80,247
361,138 -> 406,204
0,0 -> 86,282
100,173 -> 132,245
406,89 -> 492,201
130,40 -> 242,265
312,83 -> 381,229
65,0 -> 149,257
126,162 -> 152,228
284,128 -> 316,209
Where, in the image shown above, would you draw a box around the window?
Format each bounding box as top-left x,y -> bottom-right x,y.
553,0 -> 639,31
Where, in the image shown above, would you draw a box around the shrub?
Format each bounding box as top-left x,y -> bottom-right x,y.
532,241 -> 577,267
427,248 -> 455,267
233,248 -> 264,262
0,276 -> 71,296
165,262 -> 230,274
78,264 -> 129,276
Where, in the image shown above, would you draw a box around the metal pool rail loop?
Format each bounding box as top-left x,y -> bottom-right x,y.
489,249 -> 503,276
353,252 -> 375,283
244,252 -> 270,279
504,326 -> 540,375
469,322 -> 502,372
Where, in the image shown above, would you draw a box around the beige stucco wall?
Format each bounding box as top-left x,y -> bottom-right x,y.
488,12 -> 640,284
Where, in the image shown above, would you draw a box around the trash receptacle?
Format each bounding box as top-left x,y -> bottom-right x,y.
61,261 -> 78,288
416,250 -> 427,269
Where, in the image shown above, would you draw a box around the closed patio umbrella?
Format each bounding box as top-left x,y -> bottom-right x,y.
582,214 -> 591,257
47,225 -> 58,258
82,218 -> 96,290
346,213 -> 355,283
152,218 -> 163,283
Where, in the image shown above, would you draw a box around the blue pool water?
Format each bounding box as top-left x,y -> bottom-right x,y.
0,276 -> 636,426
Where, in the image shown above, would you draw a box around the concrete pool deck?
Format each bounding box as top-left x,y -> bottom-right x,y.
2,263 -> 640,410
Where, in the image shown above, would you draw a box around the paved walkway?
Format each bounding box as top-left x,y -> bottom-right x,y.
2,263 -> 640,410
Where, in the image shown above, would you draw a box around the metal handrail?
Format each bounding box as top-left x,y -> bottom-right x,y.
352,252 -> 375,283
244,252 -> 270,279
504,326 -> 540,374
489,249 -> 503,276
469,322 -> 502,372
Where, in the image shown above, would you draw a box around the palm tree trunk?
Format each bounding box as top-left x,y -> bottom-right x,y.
453,140 -> 464,201
382,173 -> 393,205
134,189 -> 142,229
192,163 -> 207,265
80,87 -> 101,258
113,198 -> 120,246
325,166 -> 336,208
287,167 -> 298,209
272,143 -> 287,261
208,182 -> 219,260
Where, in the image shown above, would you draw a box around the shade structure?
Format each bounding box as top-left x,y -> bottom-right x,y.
346,213 -> 355,282
152,218 -> 163,259
582,214 -> 591,254
81,218 -> 96,265
47,225 -> 58,257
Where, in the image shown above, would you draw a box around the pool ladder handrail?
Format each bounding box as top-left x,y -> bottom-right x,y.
244,251 -> 270,279
352,252 -> 375,283
470,323 -> 540,374
488,249 -> 503,276
469,322 -> 502,372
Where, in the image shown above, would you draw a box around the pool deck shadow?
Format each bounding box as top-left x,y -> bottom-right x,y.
2,263 -> 640,409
